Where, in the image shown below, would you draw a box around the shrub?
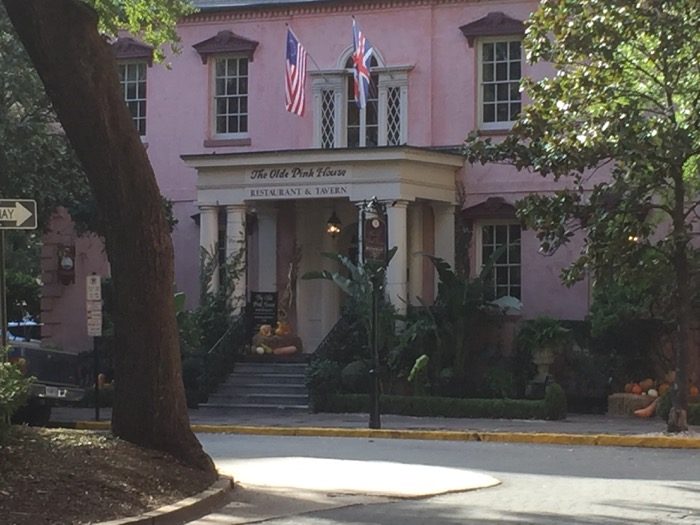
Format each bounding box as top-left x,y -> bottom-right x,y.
0,354 -> 32,438
657,392 -> 700,425
544,383 -> 567,420
341,360 -> 370,394
306,359 -> 342,411
321,385 -> 567,420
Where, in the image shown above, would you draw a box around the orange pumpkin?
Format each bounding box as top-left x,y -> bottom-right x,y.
639,378 -> 655,391
631,383 -> 643,395
658,383 -> 670,396
624,383 -> 633,393
690,385 -> 699,398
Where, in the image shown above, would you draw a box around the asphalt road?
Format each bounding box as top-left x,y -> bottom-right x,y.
194,434 -> 700,524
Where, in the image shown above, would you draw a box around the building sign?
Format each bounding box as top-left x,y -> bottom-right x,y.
363,216 -> 387,263
245,165 -> 350,200
247,185 -> 348,200
250,291 -> 277,334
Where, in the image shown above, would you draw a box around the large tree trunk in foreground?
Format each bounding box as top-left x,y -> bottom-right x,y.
4,0 -> 216,473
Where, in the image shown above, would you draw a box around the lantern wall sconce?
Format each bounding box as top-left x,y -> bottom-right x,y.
326,211 -> 342,238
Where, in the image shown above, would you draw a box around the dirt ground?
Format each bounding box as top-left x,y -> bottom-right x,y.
0,426 -> 216,525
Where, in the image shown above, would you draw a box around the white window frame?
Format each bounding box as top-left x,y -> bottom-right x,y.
311,50 -> 410,148
212,55 -> 250,139
477,37 -> 522,131
118,60 -> 147,136
474,219 -> 522,301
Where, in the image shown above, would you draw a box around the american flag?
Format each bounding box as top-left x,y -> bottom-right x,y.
352,19 -> 374,109
285,28 -> 308,116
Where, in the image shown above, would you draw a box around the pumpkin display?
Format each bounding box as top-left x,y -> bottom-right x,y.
639,378 -> 655,391
690,385 -> 699,398
634,398 -> 658,418
631,383 -> 643,395
658,383 -> 670,396
624,383 -> 633,394
647,388 -> 658,398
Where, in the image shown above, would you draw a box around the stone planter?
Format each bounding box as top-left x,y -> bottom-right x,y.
532,346 -> 556,382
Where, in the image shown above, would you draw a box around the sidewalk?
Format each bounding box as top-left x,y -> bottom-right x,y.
52,406 -> 700,446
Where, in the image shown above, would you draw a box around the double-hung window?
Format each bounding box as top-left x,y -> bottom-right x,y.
193,30 -> 258,144
112,37 -> 152,137
118,62 -> 147,136
479,39 -> 522,130
478,222 -> 521,300
313,51 -> 409,149
214,57 -> 249,136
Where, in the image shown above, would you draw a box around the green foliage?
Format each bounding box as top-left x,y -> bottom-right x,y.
517,317 -> 570,351
543,383 -> 567,421
656,391 -> 700,425
305,358 -> 342,411
0,349 -> 32,437
176,244 -> 248,405
322,386 -> 567,420
478,366 -> 514,399
407,354 -> 430,396
341,360 -> 370,394
464,3 -> 700,410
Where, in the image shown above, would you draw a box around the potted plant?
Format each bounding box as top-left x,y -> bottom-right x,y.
517,317 -> 570,382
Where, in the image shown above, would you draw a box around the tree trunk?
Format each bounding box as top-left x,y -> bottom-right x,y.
668,168 -> 690,433
3,0 -> 216,473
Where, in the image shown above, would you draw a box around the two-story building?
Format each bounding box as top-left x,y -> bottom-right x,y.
41,0 -> 590,354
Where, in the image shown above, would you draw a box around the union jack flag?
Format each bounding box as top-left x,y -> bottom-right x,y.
352,19 -> 374,109
285,28 -> 308,116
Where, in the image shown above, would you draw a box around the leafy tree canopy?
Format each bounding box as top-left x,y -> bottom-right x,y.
465,0 -> 700,292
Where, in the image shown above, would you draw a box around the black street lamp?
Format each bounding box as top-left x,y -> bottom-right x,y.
359,197 -> 387,429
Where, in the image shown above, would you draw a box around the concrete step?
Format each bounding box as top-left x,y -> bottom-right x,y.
199,403 -> 310,412
215,383 -> 307,396
234,363 -> 308,375
223,373 -> 306,386
208,392 -> 308,406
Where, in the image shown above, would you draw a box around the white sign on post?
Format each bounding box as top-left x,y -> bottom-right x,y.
86,275 -> 102,337
86,275 -> 102,302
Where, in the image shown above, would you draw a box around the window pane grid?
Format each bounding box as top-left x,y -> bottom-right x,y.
481,40 -> 521,124
119,62 -> 147,135
321,90 -> 336,149
215,57 -> 249,135
386,86 -> 401,146
481,224 -> 521,300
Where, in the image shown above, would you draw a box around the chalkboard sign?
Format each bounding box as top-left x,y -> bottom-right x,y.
250,292 -> 277,334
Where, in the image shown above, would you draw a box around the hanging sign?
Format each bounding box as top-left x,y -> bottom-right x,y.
363,216 -> 387,263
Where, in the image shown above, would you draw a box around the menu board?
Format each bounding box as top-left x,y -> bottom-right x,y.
250,292 -> 277,333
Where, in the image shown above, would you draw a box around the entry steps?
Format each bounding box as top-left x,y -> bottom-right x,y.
201,362 -> 309,412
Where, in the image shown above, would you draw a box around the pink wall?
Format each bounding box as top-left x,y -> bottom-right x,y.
44,0 -> 597,352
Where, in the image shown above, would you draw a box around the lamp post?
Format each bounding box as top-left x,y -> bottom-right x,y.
360,197 -> 387,429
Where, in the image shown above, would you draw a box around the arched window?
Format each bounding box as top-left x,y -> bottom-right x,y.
312,49 -> 410,149
345,55 -> 379,147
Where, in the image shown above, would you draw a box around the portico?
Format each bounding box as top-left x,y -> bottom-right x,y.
183,146 -> 463,352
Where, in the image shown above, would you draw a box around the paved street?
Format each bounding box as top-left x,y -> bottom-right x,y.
191,434 -> 700,524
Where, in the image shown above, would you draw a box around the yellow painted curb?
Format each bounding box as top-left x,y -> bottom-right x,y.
70,421 -> 700,449
189,424 -> 700,449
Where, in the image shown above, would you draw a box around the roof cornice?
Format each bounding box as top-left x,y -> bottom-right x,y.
183,0 -> 492,24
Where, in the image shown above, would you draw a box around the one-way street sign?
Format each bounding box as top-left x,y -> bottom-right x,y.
0,200 -> 37,230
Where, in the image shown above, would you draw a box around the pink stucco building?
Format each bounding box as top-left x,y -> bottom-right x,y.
41,0 -> 590,354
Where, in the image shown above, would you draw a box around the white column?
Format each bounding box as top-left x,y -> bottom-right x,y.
199,205 -> 219,293
386,200 -> 409,314
407,203 -> 424,306
432,202 -> 455,269
226,204 -> 247,312
256,205 -> 278,293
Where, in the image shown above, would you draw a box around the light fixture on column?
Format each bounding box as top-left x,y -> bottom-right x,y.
326,210 -> 342,238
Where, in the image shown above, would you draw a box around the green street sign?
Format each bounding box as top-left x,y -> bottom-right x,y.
0,200 -> 37,230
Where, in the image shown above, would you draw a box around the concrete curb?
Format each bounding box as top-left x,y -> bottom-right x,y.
95,476 -> 234,525
70,420 -> 700,449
